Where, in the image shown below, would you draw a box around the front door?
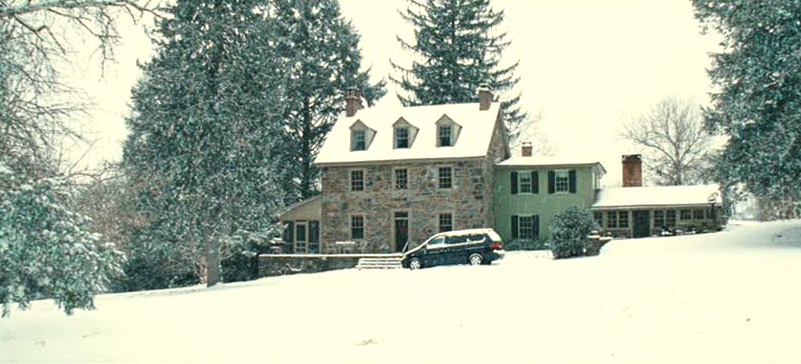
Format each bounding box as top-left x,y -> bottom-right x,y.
632,210 -> 651,238
394,211 -> 409,252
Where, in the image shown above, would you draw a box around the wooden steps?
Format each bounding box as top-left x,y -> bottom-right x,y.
356,256 -> 403,270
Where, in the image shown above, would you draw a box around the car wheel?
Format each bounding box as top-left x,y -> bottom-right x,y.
468,253 -> 483,266
408,257 -> 423,270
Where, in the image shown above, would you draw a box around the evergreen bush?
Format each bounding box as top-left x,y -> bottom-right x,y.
549,206 -> 598,259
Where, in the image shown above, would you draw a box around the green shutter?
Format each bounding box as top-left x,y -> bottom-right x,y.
547,171 -> 555,194
569,170 -> 577,193
533,215 -> 540,240
510,171 -> 518,194
531,171 -> 539,193
511,215 -> 519,239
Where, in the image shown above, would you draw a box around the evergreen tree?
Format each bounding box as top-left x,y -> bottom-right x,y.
392,0 -> 527,141
269,0 -> 385,201
122,0 -> 285,288
694,0 -> 801,214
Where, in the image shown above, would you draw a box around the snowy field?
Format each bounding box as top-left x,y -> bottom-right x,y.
2,220 -> 801,363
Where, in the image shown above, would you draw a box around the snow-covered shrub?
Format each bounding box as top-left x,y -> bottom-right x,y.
549,206 -> 598,259
504,239 -> 548,251
0,178 -> 125,316
115,241 -> 197,292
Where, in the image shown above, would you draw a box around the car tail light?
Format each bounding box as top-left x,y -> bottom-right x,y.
490,242 -> 503,250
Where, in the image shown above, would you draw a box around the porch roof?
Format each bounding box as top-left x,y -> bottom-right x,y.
593,184 -> 722,210
279,195 -> 322,221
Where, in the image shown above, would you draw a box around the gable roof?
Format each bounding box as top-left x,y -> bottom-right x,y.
593,184 -> 722,209
315,102 -> 502,166
497,155 -> 607,174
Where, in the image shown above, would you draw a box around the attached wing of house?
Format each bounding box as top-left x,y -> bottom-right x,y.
592,184 -> 723,238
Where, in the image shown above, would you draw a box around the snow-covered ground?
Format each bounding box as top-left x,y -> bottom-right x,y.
3,220 -> 801,363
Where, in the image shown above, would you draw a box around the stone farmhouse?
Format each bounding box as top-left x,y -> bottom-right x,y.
279,90 -> 725,254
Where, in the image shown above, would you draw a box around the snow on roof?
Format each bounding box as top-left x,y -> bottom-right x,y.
315,102 -> 501,165
497,155 -> 607,173
593,184 -> 722,209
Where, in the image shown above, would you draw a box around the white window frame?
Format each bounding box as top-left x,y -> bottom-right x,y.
518,171 -> 533,194
554,169 -> 570,193
438,212 -> 453,232
518,215 -> 535,240
438,166 -> 453,189
395,127 -> 410,149
350,169 -> 364,192
351,129 -> 366,151
350,215 -> 365,240
394,168 -> 408,190
438,125 -> 452,147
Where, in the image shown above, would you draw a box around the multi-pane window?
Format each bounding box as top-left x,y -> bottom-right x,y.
438,125 -> 452,147
554,170 -> 570,193
666,210 -> 677,228
394,168 -> 408,190
618,211 -> 629,228
654,210 -> 665,229
350,215 -> 364,239
693,209 -> 705,220
680,209 -> 692,220
395,127 -> 409,149
352,130 -> 366,151
438,167 -> 452,189
519,172 -> 532,193
519,216 -> 535,240
594,212 -> 603,227
607,211 -> 618,229
350,170 -> 364,191
439,213 -> 453,232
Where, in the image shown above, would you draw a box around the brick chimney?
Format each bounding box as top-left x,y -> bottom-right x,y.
521,142 -> 533,157
345,89 -> 362,117
478,85 -> 492,111
622,154 -> 643,187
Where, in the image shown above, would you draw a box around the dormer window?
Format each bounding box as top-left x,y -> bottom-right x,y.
435,115 -> 461,147
349,120 -> 375,152
393,118 -> 418,149
352,130 -> 366,151
395,127 -> 409,149
438,125 -> 452,147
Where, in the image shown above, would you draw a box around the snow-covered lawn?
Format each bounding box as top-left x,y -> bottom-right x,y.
3,220 -> 801,363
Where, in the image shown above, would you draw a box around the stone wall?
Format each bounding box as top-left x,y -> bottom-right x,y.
320,159 -> 493,253
257,255 -> 360,277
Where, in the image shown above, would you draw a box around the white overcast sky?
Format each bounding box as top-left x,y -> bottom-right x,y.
68,0 -> 720,187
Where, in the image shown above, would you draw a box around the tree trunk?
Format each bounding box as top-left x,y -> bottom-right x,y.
205,233 -> 220,287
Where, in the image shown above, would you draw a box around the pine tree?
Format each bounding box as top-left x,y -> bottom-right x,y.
694,0 -> 801,215
269,0 -> 385,201
122,0 -> 286,288
392,0 -> 527,141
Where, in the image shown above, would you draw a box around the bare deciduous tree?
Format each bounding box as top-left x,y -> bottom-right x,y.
0,0 -> 160,182
619,97 -> 714,186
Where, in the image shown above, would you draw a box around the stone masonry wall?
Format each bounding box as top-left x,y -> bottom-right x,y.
320,159 -> 492,253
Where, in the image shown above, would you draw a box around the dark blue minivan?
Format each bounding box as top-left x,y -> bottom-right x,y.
401,228 -> 505,270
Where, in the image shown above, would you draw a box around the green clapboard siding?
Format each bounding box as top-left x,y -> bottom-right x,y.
494,165 -> 599,245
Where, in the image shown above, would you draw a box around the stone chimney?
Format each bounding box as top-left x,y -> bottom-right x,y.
345,89 -> 362,117
521,142 -> 533,157
622,154 -> 643,187
478,85 -> 492,111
